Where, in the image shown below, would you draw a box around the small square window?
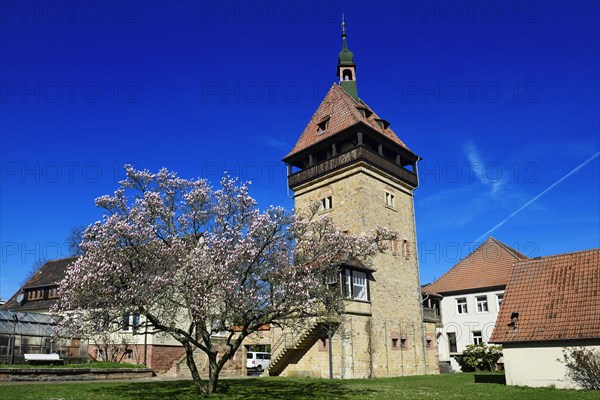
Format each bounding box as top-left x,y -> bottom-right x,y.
320,196 -> 333,211
456,298 -> 468,314
400,338 -> 407,348
385,192 -> 395,208
391,338 -> 398,348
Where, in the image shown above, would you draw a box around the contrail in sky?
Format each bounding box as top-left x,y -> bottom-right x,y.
473,151 -> 600,243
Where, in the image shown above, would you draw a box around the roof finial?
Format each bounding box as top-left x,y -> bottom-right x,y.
337,14 -> 357,99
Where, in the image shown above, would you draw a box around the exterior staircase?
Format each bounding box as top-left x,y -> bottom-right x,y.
267,319 -> 331,376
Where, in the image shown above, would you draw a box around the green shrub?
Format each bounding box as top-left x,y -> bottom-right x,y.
454,343 -> 503,372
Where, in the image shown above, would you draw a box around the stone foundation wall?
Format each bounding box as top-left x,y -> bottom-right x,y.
88,343 -> 185,374
149,345 -> 186,373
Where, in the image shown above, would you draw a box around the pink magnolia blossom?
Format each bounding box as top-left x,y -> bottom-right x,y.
53,165 -> 394,396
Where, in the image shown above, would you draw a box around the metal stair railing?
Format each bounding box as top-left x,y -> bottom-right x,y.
268,319 -> 322,374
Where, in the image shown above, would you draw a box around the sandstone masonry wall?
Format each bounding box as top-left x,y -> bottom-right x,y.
280,164 -> 435,378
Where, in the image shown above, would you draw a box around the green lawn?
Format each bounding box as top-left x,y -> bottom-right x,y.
0,373 -> 595,399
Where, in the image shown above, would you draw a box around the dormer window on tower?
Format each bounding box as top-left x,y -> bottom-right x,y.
356,107 -> 372,119
317,116 -> 330,134
375,118 -> 390,130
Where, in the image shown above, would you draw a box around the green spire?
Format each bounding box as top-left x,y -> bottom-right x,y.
338,14 -> 354,65
337,14 -> 358,100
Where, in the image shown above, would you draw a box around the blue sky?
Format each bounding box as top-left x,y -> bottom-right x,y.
1,1 -> 599,300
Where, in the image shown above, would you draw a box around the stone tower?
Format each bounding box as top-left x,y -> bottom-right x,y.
269,22 -> 432,379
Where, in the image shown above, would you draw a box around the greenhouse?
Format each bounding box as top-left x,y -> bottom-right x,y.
0,310 -> 87,364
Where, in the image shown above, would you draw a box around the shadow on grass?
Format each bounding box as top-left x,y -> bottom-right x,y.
473,374 -> 506,385
90,380 -> 198,400
91,378 -> 376,400
218,378 -> 376,399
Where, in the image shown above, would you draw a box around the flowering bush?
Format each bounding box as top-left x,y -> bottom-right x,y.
454,343 -> 503,372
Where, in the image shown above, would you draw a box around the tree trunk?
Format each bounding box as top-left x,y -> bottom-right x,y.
184,344 -> 208,396
207,358 -> 221,395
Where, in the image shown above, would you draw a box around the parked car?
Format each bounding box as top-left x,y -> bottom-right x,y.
247,351 -> 270,373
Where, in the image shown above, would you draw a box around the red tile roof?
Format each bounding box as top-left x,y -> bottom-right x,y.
1,257 -> 76,311
286,84 -> 410,158
490,248 -> 600,343
423,237 -> 527,294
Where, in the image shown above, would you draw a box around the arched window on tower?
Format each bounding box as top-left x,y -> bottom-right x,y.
342,69 -> 353,81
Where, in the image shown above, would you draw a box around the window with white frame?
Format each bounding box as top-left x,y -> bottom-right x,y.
496,293 -> 504,309
476,296 -> 488,313
342,269 -> 368,301
385,191 -> 395,208
456,297 -> 468,314
122,312 -> 141,332
472,330 -> 483,345
320,196 -> 333,211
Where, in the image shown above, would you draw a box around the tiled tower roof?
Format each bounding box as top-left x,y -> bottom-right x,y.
286,84 -> 410,158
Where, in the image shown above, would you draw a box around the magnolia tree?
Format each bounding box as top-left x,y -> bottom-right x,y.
53,166 -> 393,396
